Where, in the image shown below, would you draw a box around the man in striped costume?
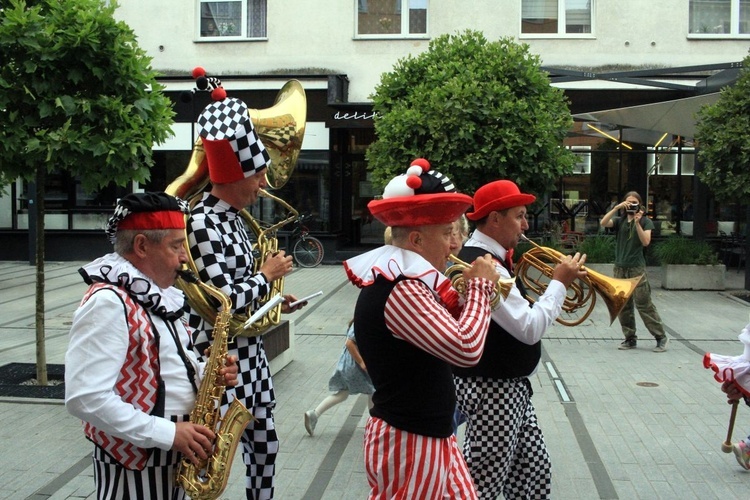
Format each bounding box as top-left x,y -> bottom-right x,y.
65,192 -> 238,499
344,159 -> 499,499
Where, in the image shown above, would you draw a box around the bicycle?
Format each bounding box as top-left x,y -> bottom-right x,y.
290,214 -> 324,268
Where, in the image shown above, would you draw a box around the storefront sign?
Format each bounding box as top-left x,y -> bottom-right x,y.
327,108 -> 377,128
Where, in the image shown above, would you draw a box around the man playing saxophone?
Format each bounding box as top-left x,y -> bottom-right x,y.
65,192 -> 239,500
186,87 -> 306,499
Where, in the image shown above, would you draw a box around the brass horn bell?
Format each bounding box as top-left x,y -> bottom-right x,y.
516,235 -> 643,327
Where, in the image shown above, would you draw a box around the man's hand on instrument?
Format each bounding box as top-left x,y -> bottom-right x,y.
260,250 -> 294,281
220,355 -> 239,387
552,252 -> 587,288
173,422 -> 215,466
464,254 -> 500,283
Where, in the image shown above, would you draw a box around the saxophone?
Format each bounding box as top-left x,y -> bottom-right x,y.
176,268 -> 253,500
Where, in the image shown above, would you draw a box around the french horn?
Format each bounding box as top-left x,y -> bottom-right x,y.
515,235 -> 643,326
166,80 -> 306,338
446,254 -> 515,308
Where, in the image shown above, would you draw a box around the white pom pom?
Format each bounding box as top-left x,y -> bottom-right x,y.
406,165 -> 423,177
381,174 -> 414,199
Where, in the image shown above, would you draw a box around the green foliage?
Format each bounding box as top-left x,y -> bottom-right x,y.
695,55 -> 750,203
575,235 -> 615,264
654,236 -> 720,266
0,0 -> 174,191
366,30 -> 575,195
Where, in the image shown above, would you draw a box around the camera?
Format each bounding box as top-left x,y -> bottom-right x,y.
625,203 -> 642,213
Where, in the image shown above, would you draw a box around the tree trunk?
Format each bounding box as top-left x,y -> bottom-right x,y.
35,169 -> 48,385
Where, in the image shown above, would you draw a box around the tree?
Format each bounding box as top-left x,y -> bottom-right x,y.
366,30 -> 576,196
0,0 -> 174,383
696,57 -> 750,201
695,55 -> 750,289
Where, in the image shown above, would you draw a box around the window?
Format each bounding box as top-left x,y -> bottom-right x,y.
647,148 -> 696,176
689,0 -> 750,36
570,146 -> 591,174
356,0 -> 427,37
521,0 -> 592,36
199,0 -> 267,39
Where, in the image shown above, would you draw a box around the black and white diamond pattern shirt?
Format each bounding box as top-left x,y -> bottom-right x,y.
186,192 -> 275,408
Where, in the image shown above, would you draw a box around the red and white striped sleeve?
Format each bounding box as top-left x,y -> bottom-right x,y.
384,277 -> 495,367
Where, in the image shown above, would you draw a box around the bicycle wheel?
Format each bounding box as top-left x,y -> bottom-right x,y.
293,236 -> 324,268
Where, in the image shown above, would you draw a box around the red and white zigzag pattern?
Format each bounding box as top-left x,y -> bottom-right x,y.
81,283 -> 160,470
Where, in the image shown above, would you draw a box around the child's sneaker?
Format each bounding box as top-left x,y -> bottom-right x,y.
733,440 -> 750,470
304,410 -> 318,437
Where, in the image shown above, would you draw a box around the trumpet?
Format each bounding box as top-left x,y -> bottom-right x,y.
445,254 -> 516,308
516,235 -> 643,326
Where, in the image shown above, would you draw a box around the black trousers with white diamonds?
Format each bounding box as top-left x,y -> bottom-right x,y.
455,376 -> 551,499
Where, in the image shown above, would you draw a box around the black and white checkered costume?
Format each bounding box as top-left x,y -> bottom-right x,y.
186,192 -> 278,500
454,235 -> 563,499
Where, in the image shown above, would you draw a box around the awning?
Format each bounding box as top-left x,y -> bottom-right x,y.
573,93 -> 721,139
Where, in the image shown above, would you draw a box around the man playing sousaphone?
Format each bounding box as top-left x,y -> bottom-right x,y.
184,74 -> 307,499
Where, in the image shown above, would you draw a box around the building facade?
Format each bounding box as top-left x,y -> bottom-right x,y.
2,0 -> 748,260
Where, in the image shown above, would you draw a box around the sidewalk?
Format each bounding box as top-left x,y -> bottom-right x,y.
1,261 -> 749,499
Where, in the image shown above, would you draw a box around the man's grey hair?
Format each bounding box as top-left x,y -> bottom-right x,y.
113,229 -> 170,255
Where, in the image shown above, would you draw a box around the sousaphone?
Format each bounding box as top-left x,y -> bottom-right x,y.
167,80 -> 306,337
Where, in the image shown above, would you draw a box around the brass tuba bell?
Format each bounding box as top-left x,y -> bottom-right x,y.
166,80 -> 307,338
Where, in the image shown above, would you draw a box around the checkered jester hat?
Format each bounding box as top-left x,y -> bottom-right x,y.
191,67 -> 271,184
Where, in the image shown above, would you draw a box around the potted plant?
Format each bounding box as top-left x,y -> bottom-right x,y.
653,236 -> 725,290
575,234 -> 616,275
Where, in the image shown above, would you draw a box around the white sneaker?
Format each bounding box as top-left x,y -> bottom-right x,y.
304,410 -> 318,436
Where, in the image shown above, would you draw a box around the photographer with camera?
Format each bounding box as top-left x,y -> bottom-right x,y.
601,191 -> 669,353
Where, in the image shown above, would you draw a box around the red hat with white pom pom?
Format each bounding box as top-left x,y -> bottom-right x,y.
367,158 -> 473,227
192,67 -> 271,184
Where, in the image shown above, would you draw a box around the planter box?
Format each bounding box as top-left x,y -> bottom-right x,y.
265,320 -> 295,375
585,263 -> 614,276
661,264 -> 726,290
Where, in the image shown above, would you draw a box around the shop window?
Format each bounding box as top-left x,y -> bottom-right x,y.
267,151 -> 331,232
521,0 -> 592,36
199,0 -> 267,39
356,0 -> 427,37
13,173 -> 124,231
689,0 -> 750,37
647,148 -> 696,175
570,146 -> 591,174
